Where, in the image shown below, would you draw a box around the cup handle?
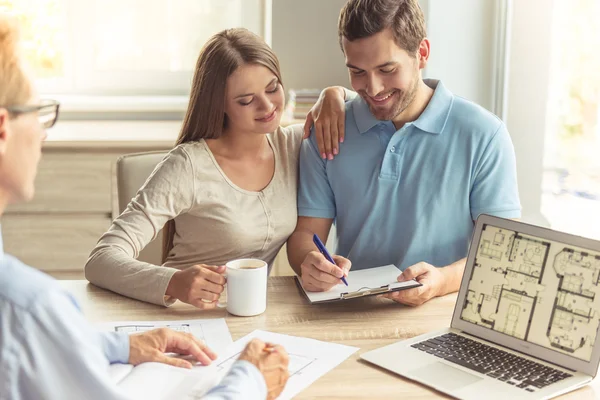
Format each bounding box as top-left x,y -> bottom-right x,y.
217,272 -> 228,309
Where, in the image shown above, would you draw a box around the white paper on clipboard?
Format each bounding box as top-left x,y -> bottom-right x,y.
297,264 -> 421,303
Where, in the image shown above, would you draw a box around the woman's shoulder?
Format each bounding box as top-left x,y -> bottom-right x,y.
173,140 -> 208,155
168,140 -> 213,165
279,123 -> 304,137
270,124 -> 303,152
152,141 -> 210,176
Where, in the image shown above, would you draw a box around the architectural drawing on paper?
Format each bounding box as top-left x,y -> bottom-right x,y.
115,323 -> 197,336
217,352 -> 316,377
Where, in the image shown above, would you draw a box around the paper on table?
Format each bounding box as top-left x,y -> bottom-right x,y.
300,264 -> 419,303
100,319 -> 232,400
107,363 -> 133,384
214,330 -> 358,400
115,362 -> 221,400
100,318 -> 233,357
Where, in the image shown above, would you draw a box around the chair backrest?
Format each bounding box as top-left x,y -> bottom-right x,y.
116,151 -> 169,265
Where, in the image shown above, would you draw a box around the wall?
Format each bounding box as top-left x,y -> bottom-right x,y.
272,0 -> 349,91
423,0 -> 496,111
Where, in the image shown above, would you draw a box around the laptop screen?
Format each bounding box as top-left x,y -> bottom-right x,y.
460,222 -> 600,362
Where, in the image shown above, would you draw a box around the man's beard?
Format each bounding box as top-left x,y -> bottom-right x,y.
366,73 -> 419,121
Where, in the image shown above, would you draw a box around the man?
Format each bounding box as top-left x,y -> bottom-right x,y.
0,17 -> 288,400
288,0 -> 521,306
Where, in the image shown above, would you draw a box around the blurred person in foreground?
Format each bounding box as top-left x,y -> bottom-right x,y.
0,16 -> 289,400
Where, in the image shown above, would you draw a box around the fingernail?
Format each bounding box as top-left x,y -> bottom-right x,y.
340,138 -> 344,143
333,148 -> 338,155
321,153 -> 327,159
328,154 -> 334,160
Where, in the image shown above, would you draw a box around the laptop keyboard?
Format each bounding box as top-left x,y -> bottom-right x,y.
411,332 -> 573,392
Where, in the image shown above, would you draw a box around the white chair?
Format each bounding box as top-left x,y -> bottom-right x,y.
116,151 -> 168,265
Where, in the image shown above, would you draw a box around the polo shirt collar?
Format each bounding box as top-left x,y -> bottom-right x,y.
352,96 -> 382,134
413,79 -> 453,135
351,78 -> 453,135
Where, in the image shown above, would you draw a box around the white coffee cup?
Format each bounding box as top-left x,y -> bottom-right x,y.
225,258 -> 268,317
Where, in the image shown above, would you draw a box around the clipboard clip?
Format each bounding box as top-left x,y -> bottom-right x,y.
340,285 -> 390,299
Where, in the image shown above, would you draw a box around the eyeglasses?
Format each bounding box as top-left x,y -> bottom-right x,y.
2,99 -> 60,129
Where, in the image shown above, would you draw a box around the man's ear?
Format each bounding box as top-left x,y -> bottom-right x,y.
0,109 -> 10,157
417,38 -> 430,70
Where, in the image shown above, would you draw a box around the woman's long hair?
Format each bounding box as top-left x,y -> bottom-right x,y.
162,28 -> 283,263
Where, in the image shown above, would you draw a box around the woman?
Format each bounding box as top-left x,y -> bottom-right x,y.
85,28 -> 348,308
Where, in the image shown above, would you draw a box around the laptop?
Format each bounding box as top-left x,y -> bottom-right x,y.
361,214 -> 600,399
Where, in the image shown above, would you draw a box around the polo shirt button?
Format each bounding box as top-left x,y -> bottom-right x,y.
390,146 -> 396,153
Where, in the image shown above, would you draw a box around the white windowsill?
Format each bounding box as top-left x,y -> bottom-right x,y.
50,95 -> 189,113
44,120 -> 182,149
43,117 -> 303,150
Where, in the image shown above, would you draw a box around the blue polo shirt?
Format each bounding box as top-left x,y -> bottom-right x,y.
298,79 -> 521,271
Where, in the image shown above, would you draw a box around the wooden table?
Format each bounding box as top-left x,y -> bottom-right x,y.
60,277 -> 600,399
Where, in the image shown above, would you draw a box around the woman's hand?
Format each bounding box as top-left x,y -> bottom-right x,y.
303,86 -> 347,160
165,264 -> 226,309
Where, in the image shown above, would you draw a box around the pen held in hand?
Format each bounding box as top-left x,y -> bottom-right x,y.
263,345 -> 276,353
312,233 -> 348,286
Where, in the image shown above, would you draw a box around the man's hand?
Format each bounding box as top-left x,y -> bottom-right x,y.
238,339 -> 290,400
165,264 -> 226,309
383,262 -> 446,306
303,86 -> 346,160
129,328 -> 218,368
300,251 -> 351,292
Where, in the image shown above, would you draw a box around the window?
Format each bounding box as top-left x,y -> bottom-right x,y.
542,0 -> 600,240
1,0 -> 269,98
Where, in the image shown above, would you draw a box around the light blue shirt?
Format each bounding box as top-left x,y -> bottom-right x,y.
0,233 -> 266,400
298,79 -> 521,270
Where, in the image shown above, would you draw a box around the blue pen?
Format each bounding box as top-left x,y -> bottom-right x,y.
313,233 -> 348,286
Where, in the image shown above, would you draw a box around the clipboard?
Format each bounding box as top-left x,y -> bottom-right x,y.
296,264 -> 422,304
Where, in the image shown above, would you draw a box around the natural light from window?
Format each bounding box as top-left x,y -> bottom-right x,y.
0,0 -> 266,96
543,0 -> 600,240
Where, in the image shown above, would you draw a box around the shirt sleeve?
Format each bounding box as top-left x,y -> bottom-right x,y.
85,146 -> 197,306
203,360 -> 267,400
99,331 -> 130,365
9,290 -> 131,400
297,133 -> 337,219
470,122 -> 522,220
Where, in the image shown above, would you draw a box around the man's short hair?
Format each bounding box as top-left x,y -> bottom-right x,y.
338,0 -> 427,55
